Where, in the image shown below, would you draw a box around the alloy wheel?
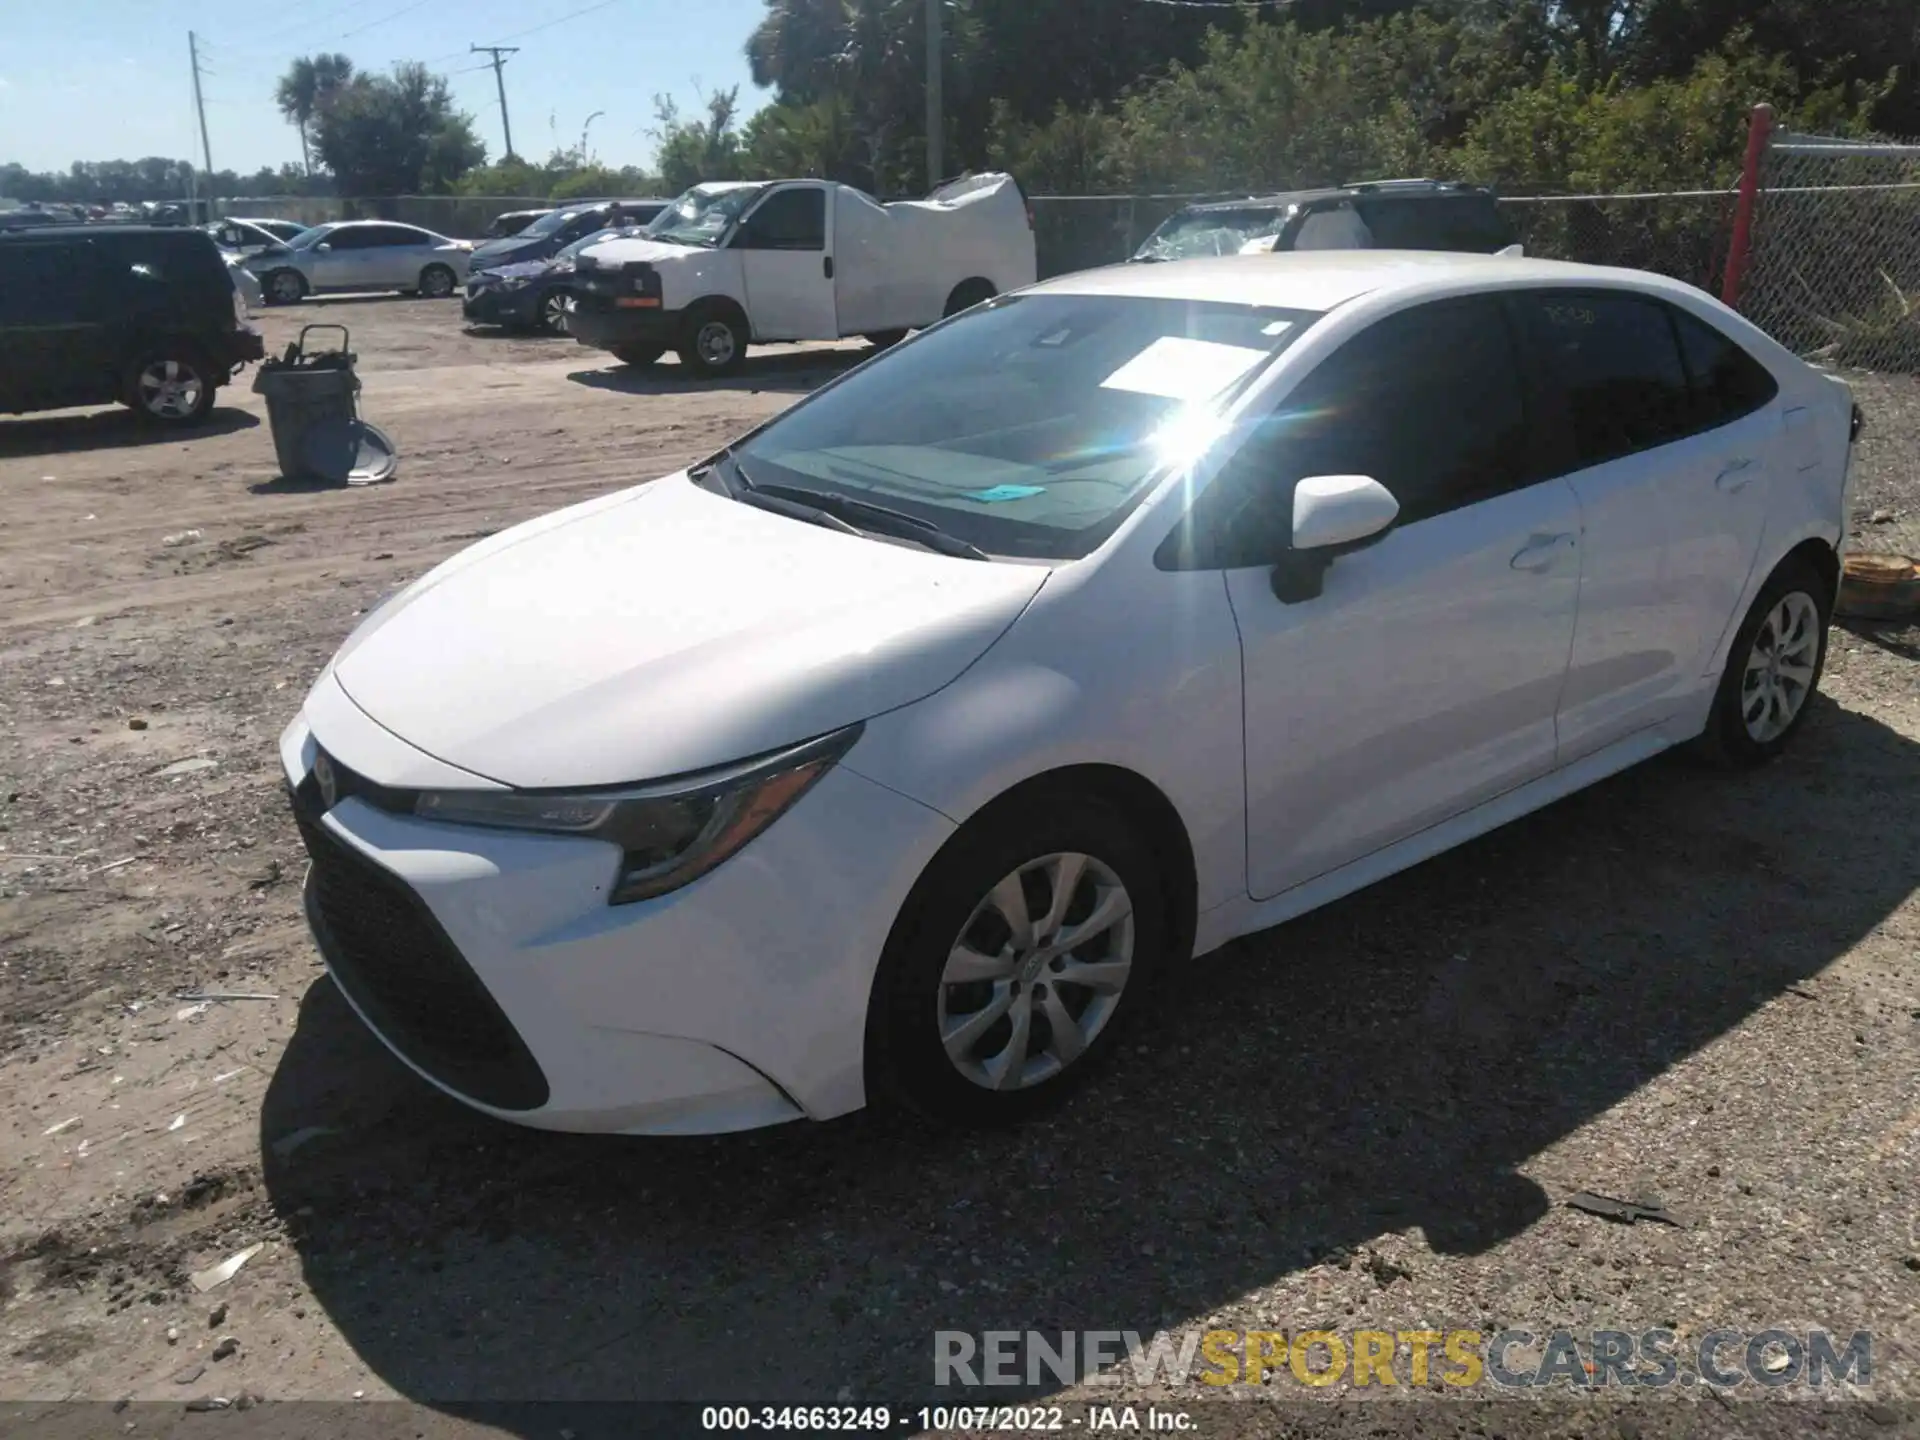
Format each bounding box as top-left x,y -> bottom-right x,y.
270,270 -> 304,303
542,291 -> 571,334
1742,590 -> 1821,743
137,359 -> 205,420
937,852 -> 1134,1092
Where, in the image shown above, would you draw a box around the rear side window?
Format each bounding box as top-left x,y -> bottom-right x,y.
1518,291 -> 1693,469
1189,296 -> 1532,564
1670,307 -> 1778,430
1358,197 -> 1514,252
0,242 -> 93,323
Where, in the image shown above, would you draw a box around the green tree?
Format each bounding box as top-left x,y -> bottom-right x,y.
313,63 -> 487,195
275,54 -> 355,175
652,90 -> 745,192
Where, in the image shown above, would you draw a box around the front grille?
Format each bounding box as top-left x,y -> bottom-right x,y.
292,795 -> 549,1112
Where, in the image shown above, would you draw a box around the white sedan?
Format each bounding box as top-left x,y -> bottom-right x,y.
280,252 -> 1859,1134
248,220 -> 472,303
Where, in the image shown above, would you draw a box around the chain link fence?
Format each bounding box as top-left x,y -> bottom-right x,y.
1739,132 -> 1920,373
1495,192 -> 1737,292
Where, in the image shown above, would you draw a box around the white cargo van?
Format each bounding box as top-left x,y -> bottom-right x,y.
565,174 -> 1038,377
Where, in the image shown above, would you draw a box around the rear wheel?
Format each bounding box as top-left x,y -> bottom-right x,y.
126,350 -> 216,426
942,278 -> 997,318
1696,554 -> 1832,766
418,264 -> 457,299
866,790 -> 1165,1126
613,344 -> 664,368
864,329 -> 909,350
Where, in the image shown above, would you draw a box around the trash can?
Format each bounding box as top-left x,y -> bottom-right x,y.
252,325 -> 361,481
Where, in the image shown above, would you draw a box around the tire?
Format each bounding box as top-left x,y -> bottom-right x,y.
864,329 -> 909,350
676,304 -> 749,379
263,268 -> 307,305
1695,554 -> 1833,767
125,349 -> 217,426
418,264 -> 457,299
865,789 -> 1166,1126
538,288 -> 573,335
613,344 -> 665,368
942,278 -> 997,319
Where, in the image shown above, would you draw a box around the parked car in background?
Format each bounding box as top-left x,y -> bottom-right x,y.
468,198 -> 671,275
0,225 -> 264,425
464,223 -> 647,334
246,220 -> 473,303
0,205 -> 69,231
568,173 -> 1036,377
227,216 -> 309,245
279,251 -> 1858,1134
487,208 -> 553,239
225,252 -> 265,311
1133,180 -> 1517,263
206,218 -> 304,257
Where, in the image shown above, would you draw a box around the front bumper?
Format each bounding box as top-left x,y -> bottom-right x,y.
566,300 -> 680,353
279,683 -> 954,1134
462,282 -> 542,328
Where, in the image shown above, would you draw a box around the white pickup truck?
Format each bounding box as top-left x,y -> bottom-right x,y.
565,174 -> 1038,378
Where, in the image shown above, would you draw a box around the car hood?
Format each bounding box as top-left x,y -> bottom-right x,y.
576,235 -> 710,267
473,257 -> 555,284
471,234 -> 554,266
328,474 -> 1048,788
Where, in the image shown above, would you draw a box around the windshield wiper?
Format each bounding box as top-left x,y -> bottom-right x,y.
717,456 -> 863,539
750,480 -> 991,561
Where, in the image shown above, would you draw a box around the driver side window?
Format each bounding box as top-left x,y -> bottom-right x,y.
1174,296 -> 1533,568
738,188 -> 826,251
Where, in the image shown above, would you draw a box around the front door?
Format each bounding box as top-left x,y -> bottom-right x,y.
734,184 -> 837,342
1218,297 -> 1583,901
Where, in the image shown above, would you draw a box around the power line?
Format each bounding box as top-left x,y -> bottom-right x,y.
339,0 -> 439,41
487,0 -> 625,45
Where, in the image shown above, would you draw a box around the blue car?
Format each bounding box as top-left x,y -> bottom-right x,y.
463,224 -> 650,334
466,198 -> 668,276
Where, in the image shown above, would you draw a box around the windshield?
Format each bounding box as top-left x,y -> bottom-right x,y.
519,207 -> 589,240
731,294 -> 1319,561
1135,207 -> 1292,261
289,226 -> 333,250
647,185 -> 765,248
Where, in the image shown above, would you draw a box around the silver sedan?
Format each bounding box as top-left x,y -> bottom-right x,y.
246,220 -> 473,304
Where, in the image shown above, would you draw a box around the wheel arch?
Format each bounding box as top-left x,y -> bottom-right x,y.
943,276 -> 998,317
1783,534 -> 1842,609
686,293 -> 751,328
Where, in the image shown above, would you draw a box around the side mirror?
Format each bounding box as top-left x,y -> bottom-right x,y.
314,242 -> 332,253
1270,475 -> 1399,603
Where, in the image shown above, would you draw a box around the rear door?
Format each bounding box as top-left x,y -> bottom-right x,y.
1515,289 -> 1772,761
734,184 -> 837,341
367,225 -> 432,286
0,238 -> 111,407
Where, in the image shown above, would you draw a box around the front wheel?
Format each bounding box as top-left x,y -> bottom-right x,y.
126,351 -> 216,426
263,268 -> 307,305
676,307 -> 747,379
1696,555 -> 1832,766
539,288 -> 573,335
418,264 -> 457,299
866,791 -> 1165,1125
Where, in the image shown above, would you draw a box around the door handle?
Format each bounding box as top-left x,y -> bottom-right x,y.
1715,457 -> 1758,493
1510,533 -> 1577,572
823,255 -> 834,280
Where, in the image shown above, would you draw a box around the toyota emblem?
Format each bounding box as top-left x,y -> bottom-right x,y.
314,751 -> 338,811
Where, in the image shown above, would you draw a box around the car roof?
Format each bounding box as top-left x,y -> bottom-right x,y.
1031,251 -> 1700,315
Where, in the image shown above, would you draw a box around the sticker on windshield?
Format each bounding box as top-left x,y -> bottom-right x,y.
969,483 -> 1047,503
1261,320 -> 1294,337
1100,337 -> 1269,401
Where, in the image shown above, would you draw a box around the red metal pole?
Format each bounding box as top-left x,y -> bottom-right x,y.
1721,102 -> 1775,309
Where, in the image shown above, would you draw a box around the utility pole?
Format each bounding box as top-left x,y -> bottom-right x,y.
924,0 -> 943,188
471,45 -> 521,160
188,31 -> 214,220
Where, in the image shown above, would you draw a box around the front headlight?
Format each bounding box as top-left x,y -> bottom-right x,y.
498,274 -> 532,291
411,724 -> 861,904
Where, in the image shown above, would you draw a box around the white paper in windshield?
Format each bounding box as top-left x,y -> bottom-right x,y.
1100,337 -> 1269,401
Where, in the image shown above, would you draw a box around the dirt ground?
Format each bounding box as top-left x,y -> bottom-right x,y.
0,295 -> 1917,1437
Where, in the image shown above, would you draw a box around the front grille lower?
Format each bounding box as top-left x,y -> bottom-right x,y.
292,798 -> 550,1112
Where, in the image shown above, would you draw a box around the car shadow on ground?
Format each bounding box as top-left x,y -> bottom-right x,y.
566,348 -> 868,397
259,697 -> 1920,1416
0,406 -> 258,459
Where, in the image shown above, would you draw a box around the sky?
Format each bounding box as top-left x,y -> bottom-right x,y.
0,0 -> 769,177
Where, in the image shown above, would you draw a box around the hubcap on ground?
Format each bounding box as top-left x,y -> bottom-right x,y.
937,852 -> 1134,1092
1742,590 -> 1820,743
696,321 -> 736,367
138,360 -> 203,419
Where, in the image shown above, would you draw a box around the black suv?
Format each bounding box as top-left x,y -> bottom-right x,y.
0,226 -> 266,426
1132,180 -> 1516,263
